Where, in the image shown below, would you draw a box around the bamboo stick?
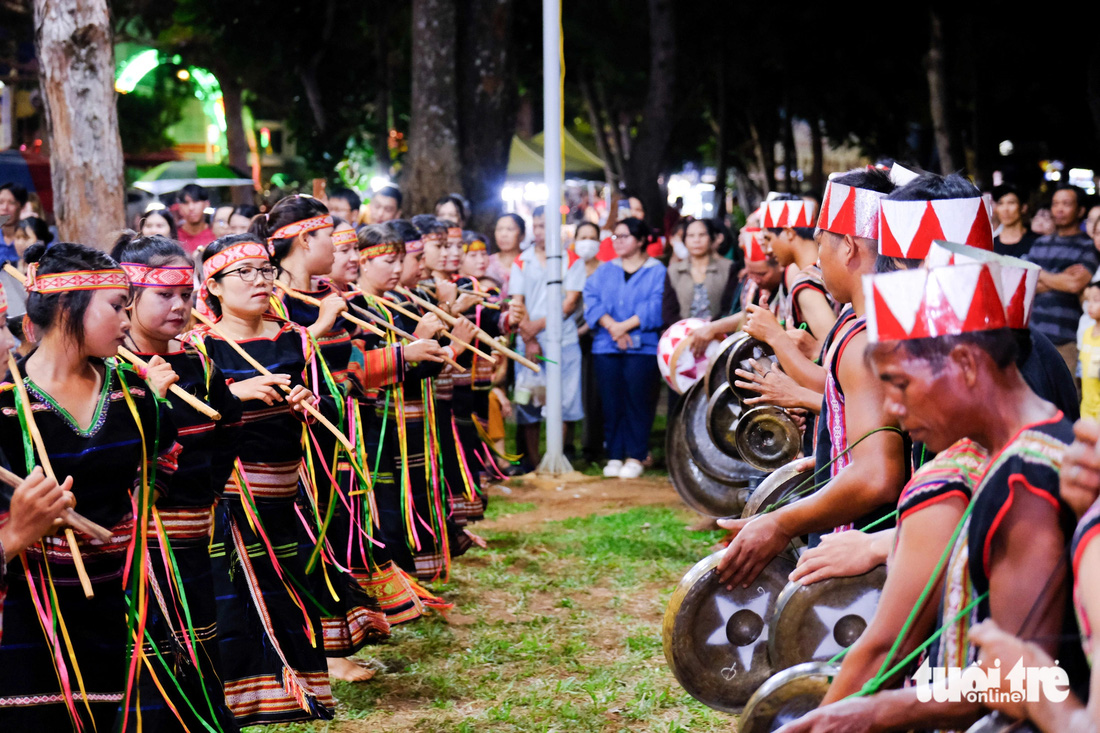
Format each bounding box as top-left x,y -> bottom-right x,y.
6,352 -> 95,598
190,310 -> 355,453
117,347 -> 221,420
341,299 -> 466,371
397,287 -> 540,372
354,290 -> 496,362
272,282 -> 386,338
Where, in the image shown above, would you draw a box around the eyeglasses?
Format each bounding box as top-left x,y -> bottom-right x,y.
611,233 -> 634,241
221,265 -> 277,282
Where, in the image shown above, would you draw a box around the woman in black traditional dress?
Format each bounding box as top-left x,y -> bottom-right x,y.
355,223 -> 476,582
0,242 -> 177,730
112,232 -> 243,731
187,233 -> 334,725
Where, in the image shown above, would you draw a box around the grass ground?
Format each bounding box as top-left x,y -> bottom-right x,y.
245,475 -> 732,733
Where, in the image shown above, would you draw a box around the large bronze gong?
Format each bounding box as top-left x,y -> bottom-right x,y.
741,458 -> 817,519
768,565 -> 888,670
735,405 -> 802,472
663,551 -> 796,713
725,335 -> 776,404
705,382 -> 743,458
705,333 -> 745,397
738,662 -> 838,733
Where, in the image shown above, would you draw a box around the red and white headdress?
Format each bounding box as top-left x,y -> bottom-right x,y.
0,282 -> 7,317
25,265 -> 129,294
863,262 -> 1007,343
761,199 -> 817,228
121,263 -> 194,288
878,197 -> 994,260
924,240 -> 1039,329
268,214 -> 334,243
741,227 -> 767,262
332,227 -> 358,247
818,179 -> 888,240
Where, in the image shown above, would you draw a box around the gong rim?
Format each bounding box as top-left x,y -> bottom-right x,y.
739,661 -> 839,733
667,387 -> 752,517
741,459 -> 816,519
725,336 -> 776,404
663,551 -> 796,713
734,406 -> 802,472
705,333 -> 748,397
705,382 -> 743,458
682,380 -> 764,485
768,565 -> 888,671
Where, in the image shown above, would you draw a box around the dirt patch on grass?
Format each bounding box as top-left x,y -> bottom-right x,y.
481,475 -> 688,531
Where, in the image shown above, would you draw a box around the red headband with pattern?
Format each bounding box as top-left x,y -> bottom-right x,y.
463,239 -> 487,253
25,265 -> 129,294
268,214 -> 334,242
447,227 -> 463,244
202,241 -> 273,282
0,282 -> 7,316
332,228 -> 358,247
121,263 -> 194,288
404,237 -> 424,255
359,241 -> 404,261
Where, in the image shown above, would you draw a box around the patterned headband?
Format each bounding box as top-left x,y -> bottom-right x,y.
25,264 -> 130,294
121,263 -> 195,288
359,241 -> 404,261
269,214 -> 334,242
332,228 -> 358,247
447,227 -> 463,244
0,282 -> 7,316
463,239 -> 487,253
404,238 -> 424,255
421,231 -> 445,245
202,241 -> 273,282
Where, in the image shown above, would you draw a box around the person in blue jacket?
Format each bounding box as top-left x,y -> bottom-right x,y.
584,217 -> 667,479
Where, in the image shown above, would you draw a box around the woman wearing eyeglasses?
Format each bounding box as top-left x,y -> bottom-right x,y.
189,231 -> 338,725
583,217 -> 667,479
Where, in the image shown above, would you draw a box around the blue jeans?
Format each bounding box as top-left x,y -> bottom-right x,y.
593,352 -> 661,461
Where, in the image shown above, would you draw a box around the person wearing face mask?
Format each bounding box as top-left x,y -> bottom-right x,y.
661,218 -> 736,325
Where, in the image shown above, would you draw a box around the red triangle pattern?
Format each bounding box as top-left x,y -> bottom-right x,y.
830,187 -> 858,237
964,212 -> 994,251
872,284 -> 914,340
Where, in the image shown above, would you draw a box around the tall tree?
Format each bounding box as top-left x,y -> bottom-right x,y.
35,0 -> 124,246
621,0 -> 676,229
405,0 -> 463,215
456,0 -> 518,234
925,9 -> 960,175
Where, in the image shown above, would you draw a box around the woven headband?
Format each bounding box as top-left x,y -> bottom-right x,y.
269,214 -> 334,242
404,238 -> 424,254
464,239 -> 487,253
202,241 -> 273,282
332,228 -> 358,247
359,241 -> 404,261
25,264 -> 129,294
447,227 -> 463,243
0,282 -> 7,316
121,263 -> 194,288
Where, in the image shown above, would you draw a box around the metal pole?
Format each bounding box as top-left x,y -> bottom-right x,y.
536,0 -> 571,475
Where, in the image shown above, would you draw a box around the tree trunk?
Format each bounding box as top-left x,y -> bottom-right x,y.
782,106 -> 796,192
405,0 -> 462,215
220,74 -> 252,204
810,118 -> 825,195
373,0 -> 392,171
595,80 -> 627,179
622,0 -> 676,233
713,66 -> 728,220
456,0 -> 517,235
34,0 -> 124,248
296,0 -> 336,134
749,116 -> 777,195
925,9 -> 958,175
578,73 -> 619,187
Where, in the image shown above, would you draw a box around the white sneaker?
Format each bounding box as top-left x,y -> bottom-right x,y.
603,460 -> 623,477
618,459 -> 644,479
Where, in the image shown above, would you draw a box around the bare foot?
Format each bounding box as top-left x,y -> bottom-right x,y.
465,529 -> 488,549
328,656 -> 376,682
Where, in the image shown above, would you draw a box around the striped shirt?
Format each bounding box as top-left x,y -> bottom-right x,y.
1024,233 -> 1098,345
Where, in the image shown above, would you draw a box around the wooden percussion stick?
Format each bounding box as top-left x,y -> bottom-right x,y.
341,299 -> 466,372
6,352 -> 95,598
190,310 -> 355,453
365,293 -> 496,362
274,282 -> 464,370
397,287 -> 540,373
0,464 -> 113,543
116,347 -> 221,420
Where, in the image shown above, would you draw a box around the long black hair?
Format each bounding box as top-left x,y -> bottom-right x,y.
248,195 -> 329,269
24,241 -> 125,344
